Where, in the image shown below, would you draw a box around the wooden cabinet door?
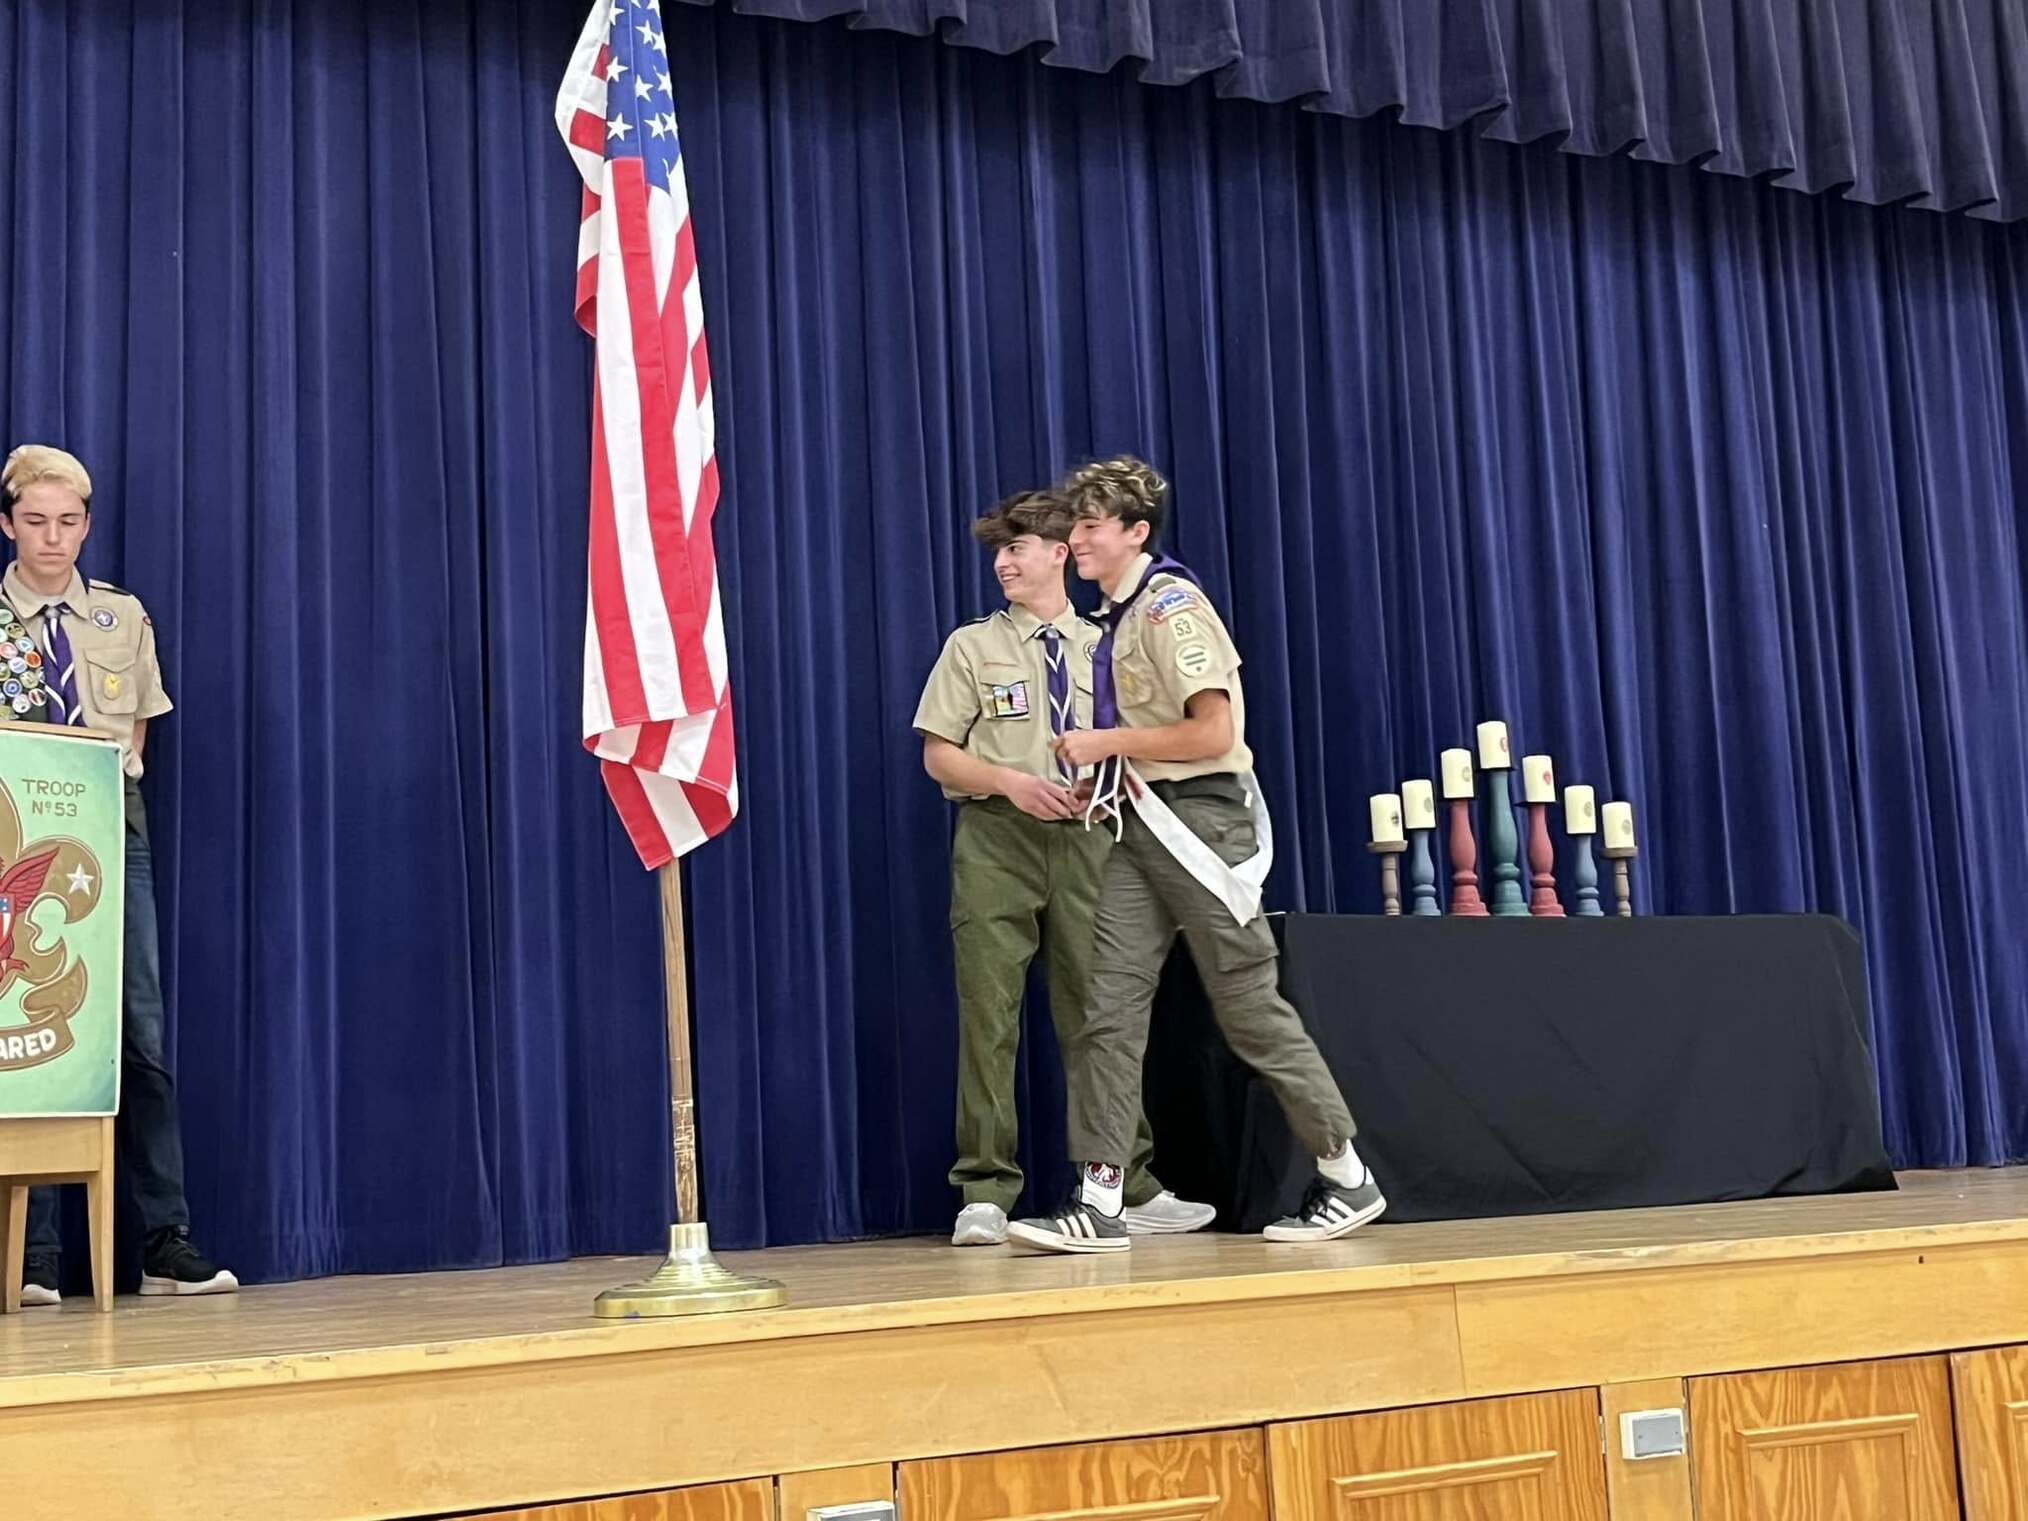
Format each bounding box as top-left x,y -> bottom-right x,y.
899,1430 -> 1266,1521
478,1478 -> 773,1521
1689,1357 -> 1958,1520
1268,1389 -> 1606,1521
1955,1345 -> 2028,1519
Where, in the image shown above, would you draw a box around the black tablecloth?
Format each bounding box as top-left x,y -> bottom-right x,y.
1141,914 -> 1896,1229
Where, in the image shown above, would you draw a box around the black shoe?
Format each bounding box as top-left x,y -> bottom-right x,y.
1005,1198 -> 1131,1254
140,1227 -> 239,1297
21,1251 -> 60,1307
1262,1173 -> 1388,1243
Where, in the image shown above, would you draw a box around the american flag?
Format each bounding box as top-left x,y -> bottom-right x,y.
555,0 -> 737,868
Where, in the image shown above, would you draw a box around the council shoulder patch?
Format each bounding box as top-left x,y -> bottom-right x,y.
1147,586 -> 1198,622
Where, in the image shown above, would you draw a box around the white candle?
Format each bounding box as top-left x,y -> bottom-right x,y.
1602,801 -> 1636,850
1563,784 -> 1597,834
1477,720 -> 1511,769
1400,779 -> 1437,831
1369,793 -> 1404,845
1522,755 -> 1556,804
1440,748 -> 1475,799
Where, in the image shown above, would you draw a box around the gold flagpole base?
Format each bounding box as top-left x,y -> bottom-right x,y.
592,1222 -> 786,1319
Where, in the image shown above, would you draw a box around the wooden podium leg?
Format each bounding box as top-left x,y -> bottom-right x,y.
1,1183 -> 24,1314
86,1117 -> 113,1311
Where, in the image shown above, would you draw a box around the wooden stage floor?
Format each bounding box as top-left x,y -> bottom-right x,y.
8,1168 -> 2028,1519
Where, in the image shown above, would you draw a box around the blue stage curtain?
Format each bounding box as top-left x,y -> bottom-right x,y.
9,0 -> 2028,1278
0,0 -> 674,1283
674,0 -> 2028,222
667,7 -> 2028,1247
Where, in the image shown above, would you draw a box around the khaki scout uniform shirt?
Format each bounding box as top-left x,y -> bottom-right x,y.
2,565 -> 172,781
1102,553 -> 1252,781
914,602 -> 1097,800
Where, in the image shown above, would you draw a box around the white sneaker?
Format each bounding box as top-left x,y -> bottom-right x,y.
20,1256 -> 59,1307
1121,1190 -> 1218,1235
951,1202 -> 1008,1246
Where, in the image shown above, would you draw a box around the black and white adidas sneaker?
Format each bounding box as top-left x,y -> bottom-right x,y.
1261,1174 -> 1388,1243
1005,1199 -> 1131,1254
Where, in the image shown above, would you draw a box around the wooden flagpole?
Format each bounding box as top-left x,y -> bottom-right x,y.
591,864 -> 784,1318
662,862 -> 700,1226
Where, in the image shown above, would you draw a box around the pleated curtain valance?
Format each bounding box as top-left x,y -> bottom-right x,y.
675,0 -> 2028,221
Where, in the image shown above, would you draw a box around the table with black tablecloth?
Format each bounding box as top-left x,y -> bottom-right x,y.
1140,914 -> 1895,1229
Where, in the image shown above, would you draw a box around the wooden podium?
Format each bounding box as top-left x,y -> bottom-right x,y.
0,725 -> 127,1312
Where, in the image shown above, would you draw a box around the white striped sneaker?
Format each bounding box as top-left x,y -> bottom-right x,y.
1005,1199 -> 1131,1254
1262,1175 -> 1388,1243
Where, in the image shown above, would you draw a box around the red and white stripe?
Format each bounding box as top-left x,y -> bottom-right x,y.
555,3 -> 737,868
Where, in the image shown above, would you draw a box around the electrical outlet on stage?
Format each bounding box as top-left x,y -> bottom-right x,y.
1619,1407 -> 1687,1460
809,1504 -> 896,1521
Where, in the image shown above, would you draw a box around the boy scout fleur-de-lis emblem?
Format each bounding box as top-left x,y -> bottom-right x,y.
0,779 -> 105,1072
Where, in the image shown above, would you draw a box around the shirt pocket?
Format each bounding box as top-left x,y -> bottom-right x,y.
976,661 -> 1033,722
82,648 -> 140,715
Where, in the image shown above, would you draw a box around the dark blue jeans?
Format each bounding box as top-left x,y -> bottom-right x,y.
26,781 -> 191,1257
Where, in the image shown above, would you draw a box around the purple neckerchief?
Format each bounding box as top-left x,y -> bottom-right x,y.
1086,554 -> 1201,822
1091,554 -> 1201,729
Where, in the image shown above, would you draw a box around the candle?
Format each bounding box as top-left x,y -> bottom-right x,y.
1477,720 -> 1511,769
1602,801 -> 1636,850
1522,755 -> 1556,804
1440,748 -> 1475,799
1400,779 -> 1437,831
1369,793 -> 1404,845
1564,784 -> 1597,834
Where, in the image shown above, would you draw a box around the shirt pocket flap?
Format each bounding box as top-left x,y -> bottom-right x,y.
82,650 -> 140,713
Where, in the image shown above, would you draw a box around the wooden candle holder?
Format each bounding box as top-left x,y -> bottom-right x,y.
1368,839 -> 1407,917
1446,799 -> 1489,917
1524,801 -> 1565,917
1601,843 -> 1638,917
1570,833 -> 1603,917
1483,768 -> 1527,917
1407,828 -> 1440,916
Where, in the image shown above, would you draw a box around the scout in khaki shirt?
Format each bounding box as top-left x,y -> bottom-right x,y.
915,489 -> 1213,1246
1005,457 -> 1387,1256
3,445 -> 238,1304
